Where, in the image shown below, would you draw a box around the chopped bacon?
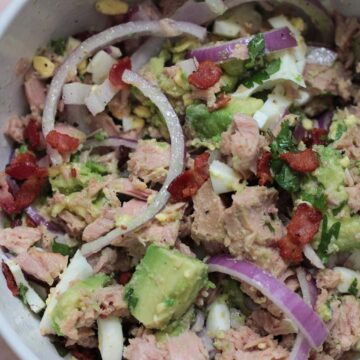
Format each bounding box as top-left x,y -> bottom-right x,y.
15,176 -> 46,212
209,93 -> 231,112
46,130 -> 80,154
304,128 -> 328,147
71,168 -> 77,178
24,119 -> 42,150
278,203 -> 322,262
109,56 -> 132,89
12,152 -> 37,165
188,61 -> 222,90
280,148 -> 319,173
168,152 -> 210,202
117,271 -> 132,285
257,152 -> 273,186
2,261 -> 19,297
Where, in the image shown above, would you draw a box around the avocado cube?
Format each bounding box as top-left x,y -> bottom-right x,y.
124,245 -> 208,329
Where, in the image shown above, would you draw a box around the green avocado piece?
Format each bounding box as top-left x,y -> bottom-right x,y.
124,245 -> 208,329
186,97 -> 263,140
51,274 -> 110,336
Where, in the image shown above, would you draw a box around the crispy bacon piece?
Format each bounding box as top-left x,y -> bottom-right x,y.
280,148 -> 319,173
209,93 -> 231,112
2,261 -> 19,297
257,151 -> 273,186
168,152 -> 210,202
304,128 -> 328,147
109,56 -> 132,89
278,203 -> 322,262
24,119 -> 42,150
117,271 -> 132,285
46,130 -> 80,154
15,176 -> 46,212
188,61 -> 222,90
6,162 -> 38,180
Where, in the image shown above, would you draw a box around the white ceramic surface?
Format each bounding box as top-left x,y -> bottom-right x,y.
0,1 -> 359,360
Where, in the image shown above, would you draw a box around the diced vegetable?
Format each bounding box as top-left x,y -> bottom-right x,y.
98,316 -> 124,360
206,299 -> 231,335
209,160 -> 241,194
87,50 -> 117,84
333,267 -> 360,295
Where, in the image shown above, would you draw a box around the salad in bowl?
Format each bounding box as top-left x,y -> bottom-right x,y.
0,0 -> 360,359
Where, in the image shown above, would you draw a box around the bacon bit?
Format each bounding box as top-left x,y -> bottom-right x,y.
71,168 -> 77,178
109,56 -> 132,89
24,119 -> 42,150
117,271 -> 132,285
278,203 -> 322,262
46,130 -> 80,154
168,152 -> 210,202
12,152 -> 37,165
257,152 -> 273,186
280,148 -> 319,173
209,93 -> 231,112
304,128 -> 328,147
2,262 -> 19,297
188,61 -> 222,90
15,176 -> 46,212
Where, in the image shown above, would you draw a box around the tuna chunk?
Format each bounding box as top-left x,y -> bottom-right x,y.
124,331 -> 208,360
191,180 -> 227,248
58,210 -> 86,238
82,208 -> 117,242
127,139 -> 171,183
87,247 -> 120,273
333,124 -> 360,160
316,269 -> 341,290
4,116 -> 25,143
24,71 -> 46,114
216,327 -> 288,360
346,184 -> 360,213
94,285 -> 128,318
220,114 -> 260,179
224,186 -> 286,276
335,13 -> 359,62
90,112 -> 120,137
15,247 -> 68,285
0,226 -> 41,255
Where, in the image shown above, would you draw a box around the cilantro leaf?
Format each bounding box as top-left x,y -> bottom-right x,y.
247,34 -> 265,68
317,215 -> 341,263
348,278 -> 358,297
273,164 -> 300,193
19,283 -> 28,305
52,240 -> 76,257
243,59 -> 281,88
85,161 -> 108,175
50,38 -> 67,56
301,191 -> 327,212
95,131 -> 108,141
332,200 -> 347,216
335,123 -> 347,141
19,144 -> 28,154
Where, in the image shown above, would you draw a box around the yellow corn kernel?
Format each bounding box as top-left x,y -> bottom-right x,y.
132,116 -> 145,129
95,0 -> 128,15
77,59 -> 88,75
133,105 -> 151,119
32,56 -> 55,79
302,118 -> 313,131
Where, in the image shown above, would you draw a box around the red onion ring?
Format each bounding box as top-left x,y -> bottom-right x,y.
81,70 -> 185,256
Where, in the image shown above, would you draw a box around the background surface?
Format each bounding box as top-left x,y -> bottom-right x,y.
0,336 -> 18,359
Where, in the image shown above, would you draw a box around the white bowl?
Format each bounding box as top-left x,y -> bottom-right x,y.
0,1 -> 359,359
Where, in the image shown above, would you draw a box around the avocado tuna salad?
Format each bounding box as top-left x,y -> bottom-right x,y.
1,0 -> 360,359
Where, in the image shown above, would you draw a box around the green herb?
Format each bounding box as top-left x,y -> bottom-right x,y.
19,283 -> 28,305
265,221 -> 275,233
124,287 -> 138,312
94,131 -> 108,141
52,240 -> 76,257
332,200 -> 347,216
301,191 -> 327,212
317,215 -> 341,262
243,59 -> 281,88
85,161 -> 108,175
50,37 -> 67,56
164,298 -> 175,307
348,278 -> 358,297
246,34 -> 265,68
335,123 -> 347,140
18,144 -> 28,154
270,121 -> 300,193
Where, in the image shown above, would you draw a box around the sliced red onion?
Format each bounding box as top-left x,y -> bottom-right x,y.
81,70 -> 185,256
25,206 -> 64,234
303,244 -> 325,270
178,58 -> 198,76
316,111 -> 333,130
42,20 -> 206,138
188,27 -> 297,63
127,0 -> 161,22
306,46 -> 337,67
207,256 -> 328,348
62,83 -> 92,105
289,334 -> 312,360
84,136 -> 138,150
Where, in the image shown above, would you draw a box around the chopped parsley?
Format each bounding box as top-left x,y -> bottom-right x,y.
317,215 -> 341,263
85,161 -> 108,175
52,240 -> 76,257
265,221 -> 275,233
94,131 -> 108,141
164,298 -> 176,307
348,278 -> 358,297
301,190 -> 327,212
19,283 -> 28,305
246,33 -> 265,68
50,37 -> 67,56
18,144 -> 28,154
124,287 -> 138,312
243,59 -> 281,88
335,123 -> 347,141
270,121 -> 300,193
332,200 -> 347,216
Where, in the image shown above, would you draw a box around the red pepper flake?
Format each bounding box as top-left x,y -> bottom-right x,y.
209,93 -> 231,112
278,203 -> 322,262
24,119 -> 42,150
168,152 -> 210,202
188,61 -> 222,90
304,128 -> 328,147
117,271 -> 132,285
2,261 -> 19,297
280,148 -> 319,173
109,56 -> 132,89
46,130 -> 80,154
71,168 -> 77,178
256,151 -> 273,186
